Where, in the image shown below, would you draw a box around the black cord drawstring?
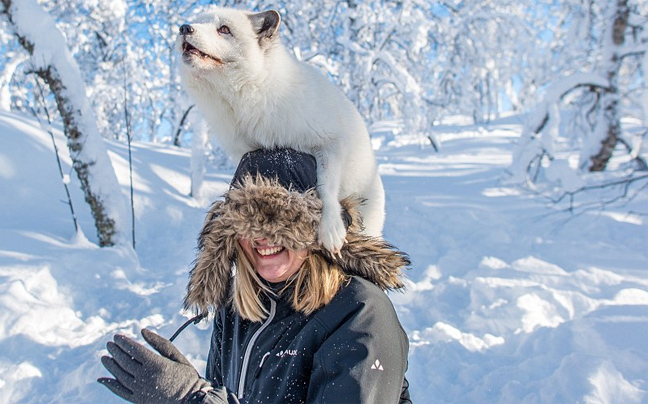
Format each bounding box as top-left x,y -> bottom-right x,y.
169,312 -> 208,342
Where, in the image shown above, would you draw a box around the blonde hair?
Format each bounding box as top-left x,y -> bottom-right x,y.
233,244 -> 347,322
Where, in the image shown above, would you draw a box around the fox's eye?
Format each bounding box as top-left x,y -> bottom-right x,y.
218,25 -> 232,36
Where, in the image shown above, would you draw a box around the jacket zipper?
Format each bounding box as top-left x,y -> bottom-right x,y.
238,298 -> 276,400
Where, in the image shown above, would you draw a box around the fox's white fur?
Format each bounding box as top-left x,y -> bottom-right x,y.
176,7 -> 384,251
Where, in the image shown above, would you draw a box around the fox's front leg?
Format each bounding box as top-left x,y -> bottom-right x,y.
315,150 -> 346,253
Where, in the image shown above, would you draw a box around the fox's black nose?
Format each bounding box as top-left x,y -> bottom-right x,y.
179,24 -> 194,35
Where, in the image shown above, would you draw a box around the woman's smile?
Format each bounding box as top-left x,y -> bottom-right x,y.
255,245 -> 285,257
239,238 -> 307,283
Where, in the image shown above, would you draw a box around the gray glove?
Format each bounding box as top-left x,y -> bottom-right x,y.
98,329 -> 212,403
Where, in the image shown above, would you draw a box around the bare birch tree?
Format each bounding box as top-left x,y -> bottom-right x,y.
1,0 -> 128,246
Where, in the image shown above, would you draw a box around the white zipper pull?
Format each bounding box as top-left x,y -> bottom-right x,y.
254,352 -> 271,379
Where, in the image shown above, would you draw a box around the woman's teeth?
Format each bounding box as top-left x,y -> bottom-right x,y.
256,246 -> 284,256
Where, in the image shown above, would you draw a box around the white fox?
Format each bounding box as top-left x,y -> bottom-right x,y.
176,7 -> 385,251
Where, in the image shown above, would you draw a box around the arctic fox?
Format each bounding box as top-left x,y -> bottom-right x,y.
176,7 -> 384,252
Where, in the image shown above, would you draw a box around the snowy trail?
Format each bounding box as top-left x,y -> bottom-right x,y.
0,110 -> 646,403
379,123 -> 648,403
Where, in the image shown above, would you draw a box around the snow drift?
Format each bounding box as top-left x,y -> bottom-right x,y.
0,110 -> 646,403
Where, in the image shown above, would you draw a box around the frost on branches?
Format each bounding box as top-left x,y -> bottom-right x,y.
0,0 -> 129,246
509,0 -> 648,213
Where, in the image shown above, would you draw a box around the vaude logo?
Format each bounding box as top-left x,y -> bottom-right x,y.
276,349 -> 298,358
371,359 -> 384,371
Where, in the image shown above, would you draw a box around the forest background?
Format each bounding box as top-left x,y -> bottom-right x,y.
2,0 -> 647,186
1,0 -> 647,403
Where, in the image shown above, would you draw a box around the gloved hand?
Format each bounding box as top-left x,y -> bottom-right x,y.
98,329 -> 213,404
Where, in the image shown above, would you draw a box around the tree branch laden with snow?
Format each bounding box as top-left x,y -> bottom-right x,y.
1,0 -> 129,247
509,0 -> 647,204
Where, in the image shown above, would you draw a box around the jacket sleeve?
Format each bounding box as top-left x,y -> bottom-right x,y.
400,376 -> 412,404
306,290 -> 409,404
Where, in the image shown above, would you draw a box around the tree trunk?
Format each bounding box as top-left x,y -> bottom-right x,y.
38,66 -> 120,245
173,105 -> 194,147
1,0 -> 128,246
587,0 -> 628,172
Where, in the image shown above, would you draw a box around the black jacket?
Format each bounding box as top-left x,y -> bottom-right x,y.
200,276 -> 410,404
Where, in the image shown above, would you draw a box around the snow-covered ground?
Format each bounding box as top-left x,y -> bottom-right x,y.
1,110 -> 646,403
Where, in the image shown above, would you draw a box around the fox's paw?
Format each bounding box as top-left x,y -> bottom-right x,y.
319,211 -> 347,254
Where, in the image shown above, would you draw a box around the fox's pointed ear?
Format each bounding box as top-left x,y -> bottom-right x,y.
248,10 -> 280,42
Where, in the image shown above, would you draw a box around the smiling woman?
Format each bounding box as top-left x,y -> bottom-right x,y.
99,148 -> 412,404
191,148 -> 411,403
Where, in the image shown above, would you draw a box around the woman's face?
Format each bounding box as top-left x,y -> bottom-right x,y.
239,238 -> 308,283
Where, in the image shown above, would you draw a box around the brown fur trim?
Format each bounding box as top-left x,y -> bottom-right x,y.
315,234 -> 409,291
184,176 -> 409,314
318,196 -> 409,290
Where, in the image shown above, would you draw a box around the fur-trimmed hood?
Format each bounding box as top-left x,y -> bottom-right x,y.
184,175 -> 409,314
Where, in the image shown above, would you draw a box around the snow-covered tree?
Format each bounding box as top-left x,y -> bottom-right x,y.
510,0 -> 647,182
584,0 -> 638,171
1,0 -> 129,246
272,0 -> 437,139
423,0 -> 553,124
0,50 -> 25,111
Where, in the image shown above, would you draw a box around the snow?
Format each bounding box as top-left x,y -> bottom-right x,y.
1,109 -> 647,403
